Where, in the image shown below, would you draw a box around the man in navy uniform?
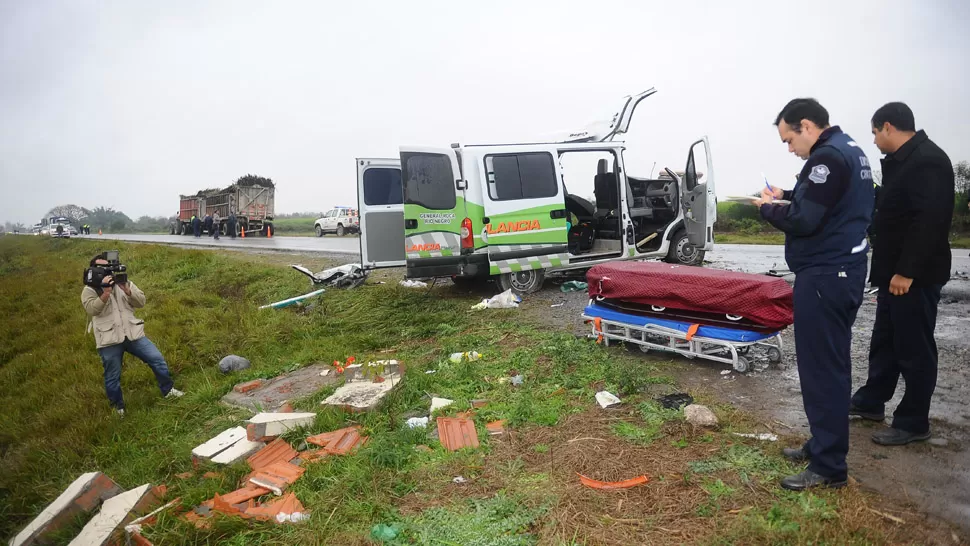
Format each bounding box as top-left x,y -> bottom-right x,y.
756,98 -> 874,490
851,103 -> 954,445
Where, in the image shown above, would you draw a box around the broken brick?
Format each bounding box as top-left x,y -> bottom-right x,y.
183,511 -> 210,529
470,399 -> 488,408
202,472 -> 221,479
219,485 -> 271,505
248,461 -> 305,496
306,426 -> 367,455
437,417 -> 480,451
486,420 -> 506,435
151,485 -> 168,499
70,484 -> 154,546
278,402 -> 294,413
247,438 -> 298,471
244,492 -> 306,522
129,531 -> 153,546
175,472 -> 193,480
234,380 -> 264,394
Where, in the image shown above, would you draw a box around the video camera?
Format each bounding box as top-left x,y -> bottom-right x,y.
83,250 -> 128,289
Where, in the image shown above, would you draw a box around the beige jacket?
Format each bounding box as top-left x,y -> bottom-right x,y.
81,282 -> 148,349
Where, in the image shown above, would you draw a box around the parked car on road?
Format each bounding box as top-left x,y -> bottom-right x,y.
315,207 -> 360,236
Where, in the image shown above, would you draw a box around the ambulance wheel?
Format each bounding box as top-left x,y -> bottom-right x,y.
315,225 -> 324,237
665,230 -> 705,266
767,347 -> 782,364
734,356 -> 750,373
497,269 -> 545,295
336,224 -> 345,236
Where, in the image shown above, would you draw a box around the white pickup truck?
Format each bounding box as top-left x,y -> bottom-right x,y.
314,207 -> 360,237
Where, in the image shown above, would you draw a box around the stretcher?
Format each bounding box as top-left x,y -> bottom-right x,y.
582,301 -> 784,373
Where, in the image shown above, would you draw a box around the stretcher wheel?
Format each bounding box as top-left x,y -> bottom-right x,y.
626,342 -> 649,354
737,346 -> 750,356
734,356 -> 750,373
767,347 -> 782,364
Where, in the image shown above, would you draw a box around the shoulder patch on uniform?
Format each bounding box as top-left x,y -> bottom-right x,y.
847,141 -> 859,147
808,164 -> 830,184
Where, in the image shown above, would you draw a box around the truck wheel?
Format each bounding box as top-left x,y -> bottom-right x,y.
336,224 -> 345,237
496,268 -> 545,295
315,225 -> 323,237
664,229 -> 705,266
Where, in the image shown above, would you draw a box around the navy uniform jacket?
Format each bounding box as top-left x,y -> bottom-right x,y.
761,126 -> 874,273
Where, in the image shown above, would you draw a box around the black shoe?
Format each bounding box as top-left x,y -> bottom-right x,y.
782,447 -> 809,462
780,470 -> 847,491
872,428 -> 931,446
849,403 -> 885,421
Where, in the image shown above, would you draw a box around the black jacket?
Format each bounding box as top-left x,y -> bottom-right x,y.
869,130 -> 954,287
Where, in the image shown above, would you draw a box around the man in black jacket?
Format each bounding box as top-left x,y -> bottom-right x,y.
851,102 -> 954,445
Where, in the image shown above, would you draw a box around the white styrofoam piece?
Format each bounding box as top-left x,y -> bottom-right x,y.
11,472 -> 115,546
595,391 -> 621,409
429,397 -> 454,413
210,439 -> 265,465
247,413 -> 316,437
69,484 -> 152,546
191,427 -> 247,459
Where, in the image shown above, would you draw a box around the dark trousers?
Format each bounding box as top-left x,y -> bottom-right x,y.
851,284 -> 943,434
97,337 -> 174,409
193,222 -> 201,237
228,221 -> 236,238
793,262 -> 866,480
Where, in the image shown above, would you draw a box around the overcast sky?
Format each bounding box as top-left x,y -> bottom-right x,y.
2,0 -> 968,225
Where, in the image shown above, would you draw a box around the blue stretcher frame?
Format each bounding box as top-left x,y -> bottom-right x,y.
582,303 -> 785,373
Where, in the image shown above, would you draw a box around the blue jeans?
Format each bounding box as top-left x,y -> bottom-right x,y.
97,337 -> 174,409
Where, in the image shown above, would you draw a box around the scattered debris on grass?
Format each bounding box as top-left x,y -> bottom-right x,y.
192,427 -> 264,465
245,412 -> 316,441
471,289 -> 521,310
430,397 -> 454,413
407,417 -> 430,428
292,263 -> 367,289
321,360 -> 403,412
486,420 -> 507,436
258,288 -> 326,309
657,392 -> 694,410
732,432 -> 779,442
595,391 -> 622,409
560,280 -> 588,292
449,351 -> 483,363
577,473 -> 650,490
400,279 -> 428,288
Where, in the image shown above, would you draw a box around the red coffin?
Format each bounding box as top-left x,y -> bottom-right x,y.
586,262 -> 794,330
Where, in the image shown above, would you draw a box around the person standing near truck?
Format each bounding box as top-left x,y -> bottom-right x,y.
212,210 -> 221,240
203,213 -> 213,237
850,102 -> 954,446
755,98 -> 874,491
192,214 -> 201,238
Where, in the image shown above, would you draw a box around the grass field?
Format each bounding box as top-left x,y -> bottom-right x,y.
0,237 -> 958,545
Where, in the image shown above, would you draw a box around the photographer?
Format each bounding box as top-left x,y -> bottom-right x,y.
81,252 -> 183,417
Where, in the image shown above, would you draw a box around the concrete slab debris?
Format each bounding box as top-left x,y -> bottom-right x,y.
192,427 -> 248,460
486,420 -> 507,436
210,438 -> 265,465
437,417 -> 479,451
68,483 -> 154,546
222,364 -> 340,412
245,412 -> 316,440
684,404 -> 719,428
321,362 -> 402,412
234,380 -> 264,394
11,472 -> 123,546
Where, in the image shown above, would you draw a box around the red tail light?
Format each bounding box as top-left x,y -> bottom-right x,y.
460,217 -> 473,251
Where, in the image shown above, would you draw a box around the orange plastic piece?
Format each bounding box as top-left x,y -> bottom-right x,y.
577,473 -> 650,490
248,438 -> 298,471
685,324 -> 700,341
437,417 -> 480,451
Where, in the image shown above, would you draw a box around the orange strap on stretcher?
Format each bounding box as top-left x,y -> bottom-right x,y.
594,317 -> 603,344
685,324 -> 700,341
